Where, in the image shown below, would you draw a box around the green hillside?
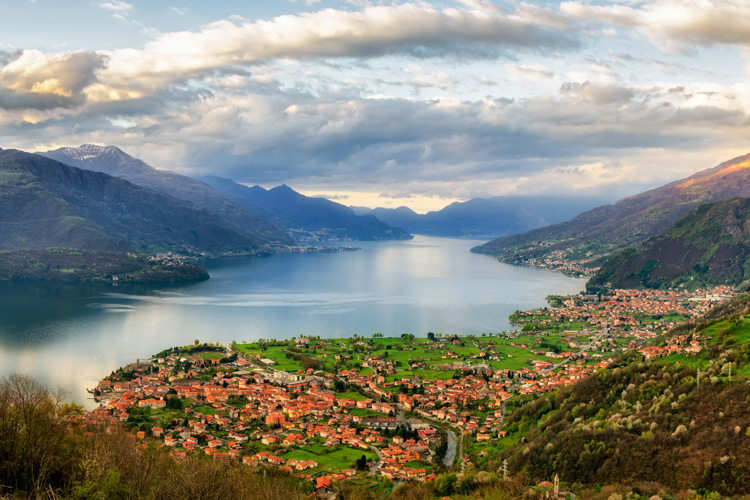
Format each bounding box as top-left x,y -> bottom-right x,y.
589,198 -> 750,290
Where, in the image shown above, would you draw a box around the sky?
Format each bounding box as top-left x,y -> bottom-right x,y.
1,1 -> 750,212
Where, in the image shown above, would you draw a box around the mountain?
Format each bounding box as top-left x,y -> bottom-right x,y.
472,152 -> 750,270
199,176 -> 412,242
588,197 -> 750,290
357,196 -> 607,239
0,149 -> 269,254
39,145 -> 293,246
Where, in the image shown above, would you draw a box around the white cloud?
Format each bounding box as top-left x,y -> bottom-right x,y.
98,1 -> 133,13
95,3 -> 578,91
561,0 -> 750,50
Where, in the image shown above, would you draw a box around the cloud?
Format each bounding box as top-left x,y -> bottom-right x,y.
380,193 -> 414,199
560,81 -> 634,105
313,193 -> 348,200
169,7 -> 189,16
0,50 -> 107,110
1,3 -> 580,110
96,3 -> 579,90
561,0 -> 750,50
98,1 -> 133,13
5,71 -> 750,201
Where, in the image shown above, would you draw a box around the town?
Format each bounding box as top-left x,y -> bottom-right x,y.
79,285 -> 735,496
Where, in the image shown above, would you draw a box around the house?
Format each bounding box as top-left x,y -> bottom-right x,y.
315,476 -> 332,496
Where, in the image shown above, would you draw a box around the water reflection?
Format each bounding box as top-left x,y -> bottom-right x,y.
0,236 -> 586,407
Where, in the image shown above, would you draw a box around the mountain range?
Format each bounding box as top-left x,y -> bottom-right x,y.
0,149 -> 265,255
199,176 -> 412,242
472,152 -> 750,270
41,145 -> 413,243
40,145 -> 293,246
354,196 -> 607,239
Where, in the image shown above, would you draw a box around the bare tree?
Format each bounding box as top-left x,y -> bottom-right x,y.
0,374 -> 80,497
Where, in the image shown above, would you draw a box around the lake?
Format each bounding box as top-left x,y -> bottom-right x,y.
0,236 -> 585,407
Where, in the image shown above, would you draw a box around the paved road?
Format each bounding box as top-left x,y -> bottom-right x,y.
444,428 -> 457,469
369,445 -> 384,476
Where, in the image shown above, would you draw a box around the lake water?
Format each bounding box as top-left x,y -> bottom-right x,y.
0,236 -> 585,407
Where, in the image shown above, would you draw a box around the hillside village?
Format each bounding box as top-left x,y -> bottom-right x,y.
81,285 -> 736,494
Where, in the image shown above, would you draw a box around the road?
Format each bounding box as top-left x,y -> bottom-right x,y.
444,428 -> 457,469
369,444 -> 385,476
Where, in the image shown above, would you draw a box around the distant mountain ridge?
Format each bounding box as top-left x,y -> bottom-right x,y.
199,176 -> 412,242
356,196 -> 607,238
472,152 -> 750,269
0,149 -> 265,254
40,145 -> 293,246
588,197 -> 750,290
41,145 -> 411,243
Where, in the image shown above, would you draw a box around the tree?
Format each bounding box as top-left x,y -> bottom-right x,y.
356,455 -> 368,471
166,396 -> 183,410
0,374 -> 81,496
427,332 -> 436,341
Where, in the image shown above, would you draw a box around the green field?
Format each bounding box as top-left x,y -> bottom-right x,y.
232,333 -> 577,382
193,405 -> 217,416
283,446 -> 377,472
350,408 -> 388,417
195,351 -> 225,361
336,392 -> 369,401
387,369 -> 454,381
235,344 -> 304,372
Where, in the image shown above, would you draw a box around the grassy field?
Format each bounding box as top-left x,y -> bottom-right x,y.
235,344 -> 304,372
283,446 -> 377,472
336,391 -> 369,400
386,369 -> 455,382
232,332 -> 569,380
350,408 -> 388,417
193,405 -> 217,416
195,351 -> 225,361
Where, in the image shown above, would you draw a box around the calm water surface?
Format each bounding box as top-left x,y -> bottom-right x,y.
0,236 -> 585,406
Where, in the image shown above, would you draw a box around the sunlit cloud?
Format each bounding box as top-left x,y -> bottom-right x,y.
561,0 -> 750,50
